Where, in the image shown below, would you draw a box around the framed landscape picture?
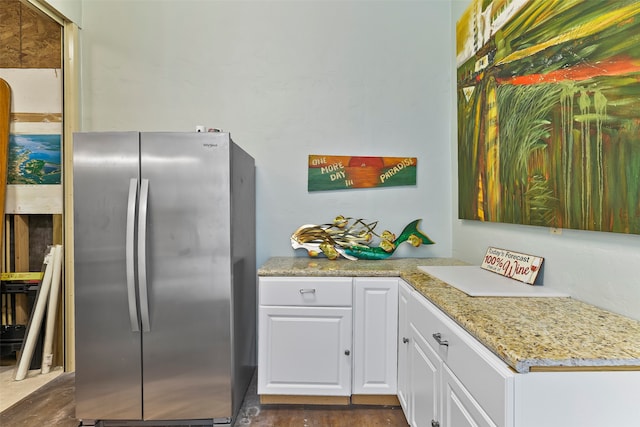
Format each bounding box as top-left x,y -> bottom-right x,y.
8,134 -> 61,185
0,68 -> 63,214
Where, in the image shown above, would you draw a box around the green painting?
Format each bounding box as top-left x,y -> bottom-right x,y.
457,0 -> 640,234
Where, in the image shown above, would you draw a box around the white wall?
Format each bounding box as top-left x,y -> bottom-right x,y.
78,0 -> 639,321
78,0 -> 453,268
450,0 -> 640,320
41,0 -> 82,25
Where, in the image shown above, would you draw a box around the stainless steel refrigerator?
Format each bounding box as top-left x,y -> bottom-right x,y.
73,131 -> 256,426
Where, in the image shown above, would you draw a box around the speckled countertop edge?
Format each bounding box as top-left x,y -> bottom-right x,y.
258,257 -> 640,373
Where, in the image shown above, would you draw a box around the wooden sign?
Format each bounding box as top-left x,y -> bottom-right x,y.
481,247 -> 543,285
0,78 -> 9,245
308,155 -> 417,191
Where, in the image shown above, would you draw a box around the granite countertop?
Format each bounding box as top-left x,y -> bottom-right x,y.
259,256 -> 640,373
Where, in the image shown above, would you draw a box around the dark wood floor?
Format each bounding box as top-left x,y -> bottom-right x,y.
0,372 -> 409,427
0,372 -> 77,427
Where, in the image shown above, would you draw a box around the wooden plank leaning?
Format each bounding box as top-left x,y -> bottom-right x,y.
0,78 -> 9,238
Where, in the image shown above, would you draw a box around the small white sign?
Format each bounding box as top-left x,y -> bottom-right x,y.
480,247 -> 543,285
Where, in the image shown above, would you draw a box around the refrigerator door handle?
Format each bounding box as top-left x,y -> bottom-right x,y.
137,178 -> 151,332
126,179 -> 140,332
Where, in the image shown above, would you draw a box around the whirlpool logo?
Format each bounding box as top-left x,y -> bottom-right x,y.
203,143 -> 218,148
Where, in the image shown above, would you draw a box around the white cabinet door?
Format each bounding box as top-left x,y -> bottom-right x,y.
412,290 -> 513,427
352,277 -> 398,395
258,305 -> 352,396
410,324 -> 441,427
397,280 -> 413,414
442,364 -> 497,427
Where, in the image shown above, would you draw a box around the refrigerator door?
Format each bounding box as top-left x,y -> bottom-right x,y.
73,132 -> 143,420
140,132 -> 233,420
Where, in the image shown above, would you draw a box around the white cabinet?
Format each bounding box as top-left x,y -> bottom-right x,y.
259,271 -> 640,424
258,276 -> 398,400
352,277 -> 398,395
409,323 -> 441,427
259,305 -> 353,396
396,279 -> 412,414
258,277 -> 353,396
401,279 -> 513,427
442,363 -> 497,427
398,279 -> 640,427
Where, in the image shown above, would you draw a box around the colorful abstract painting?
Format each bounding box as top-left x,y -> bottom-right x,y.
308,155 -> 417,191
456,0 -> 640,234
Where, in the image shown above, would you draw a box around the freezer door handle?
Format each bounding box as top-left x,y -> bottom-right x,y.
137,178 -> 151,332
126,179 -> 140,332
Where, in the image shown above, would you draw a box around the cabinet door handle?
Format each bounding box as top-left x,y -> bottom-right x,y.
299,288 -> 316,294
432,333 -> 449,347
402,337 -> 409,344
431,420 -> 440,427
344,350 -> 351,356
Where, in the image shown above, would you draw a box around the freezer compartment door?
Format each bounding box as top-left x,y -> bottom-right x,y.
73,131 -> 143,420
139,132 -> 233,420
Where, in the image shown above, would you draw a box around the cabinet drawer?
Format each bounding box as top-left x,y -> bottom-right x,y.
409,292 -> 448,346
259,277 -> 352,306
410,294 -> 514,426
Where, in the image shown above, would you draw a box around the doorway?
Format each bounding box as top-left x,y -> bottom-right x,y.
0,0 -> 77,411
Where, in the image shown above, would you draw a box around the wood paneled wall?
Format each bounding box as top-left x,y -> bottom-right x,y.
0,0 -> 61,69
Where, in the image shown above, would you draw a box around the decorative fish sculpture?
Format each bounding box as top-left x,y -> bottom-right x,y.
291,215 -> 434,260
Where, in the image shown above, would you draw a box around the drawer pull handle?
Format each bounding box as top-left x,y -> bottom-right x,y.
432,333 -> 449,347
299,288 -> 316,294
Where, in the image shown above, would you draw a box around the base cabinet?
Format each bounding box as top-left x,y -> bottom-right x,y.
401,279 -> 510,427
399,279 -> 640,427
258,305 -> 352,396
396,279 -> 412,414
258,276 -> 398,400
409,324 -> 440,427
259,274 -> 640,425
352,277 -> 398,395
442,363 -> 496,427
